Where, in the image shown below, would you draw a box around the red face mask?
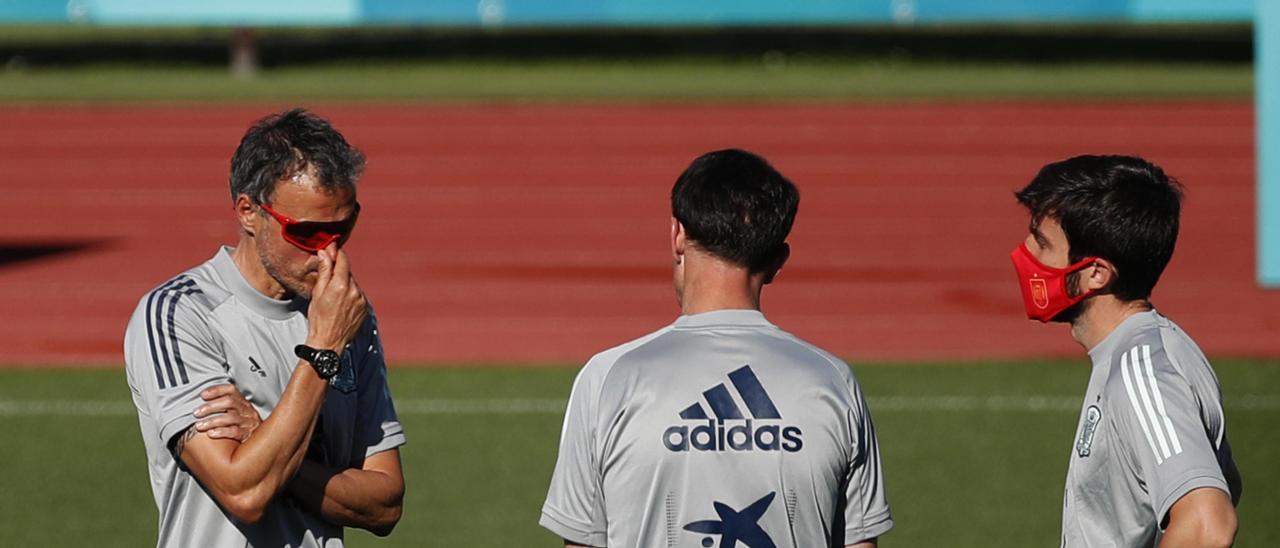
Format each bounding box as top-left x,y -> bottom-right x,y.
1010,243 -> 1097,322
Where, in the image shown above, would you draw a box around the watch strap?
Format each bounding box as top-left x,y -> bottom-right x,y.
294,344 -> 317,362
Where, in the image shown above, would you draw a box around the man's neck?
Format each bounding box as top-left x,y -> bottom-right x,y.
1070,296 -> 1152,351
678,254 -> 766,315
231,236 -> 290,300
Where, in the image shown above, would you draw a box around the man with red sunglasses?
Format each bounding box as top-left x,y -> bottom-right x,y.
1010,155 -> 1241,548
123,109 -> 404,547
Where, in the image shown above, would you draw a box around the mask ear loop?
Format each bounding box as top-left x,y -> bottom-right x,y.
1018,243 -> 1097,276
1060,258 -> 1103,307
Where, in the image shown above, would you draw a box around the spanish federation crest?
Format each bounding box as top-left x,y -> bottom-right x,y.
1076,405 -> 1102,457
1030,277 -> 1049,309
330,348 -> 357,394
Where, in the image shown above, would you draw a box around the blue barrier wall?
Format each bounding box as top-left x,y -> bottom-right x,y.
0,0 -> 69,22
77,0 -> 357,26
0,0 -> 1255,26
1261,0 -> 1280,287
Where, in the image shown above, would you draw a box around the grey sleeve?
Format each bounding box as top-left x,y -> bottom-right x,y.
354,315 -> 405,460
1110,344 -> 1230,525
539,365 -> 607,547
843,381 -> 894,544
123,290 -> 230,448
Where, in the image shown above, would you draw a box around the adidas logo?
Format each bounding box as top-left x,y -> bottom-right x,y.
663,365 -> 803,453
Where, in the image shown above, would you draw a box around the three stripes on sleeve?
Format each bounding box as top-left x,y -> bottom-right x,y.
145,276 -> 204,390
1118,345 -> 1183,465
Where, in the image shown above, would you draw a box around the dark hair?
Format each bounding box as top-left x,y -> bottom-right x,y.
229,108 -> 366,204
671,149 -> 800,271
1015,154 -> 1183,301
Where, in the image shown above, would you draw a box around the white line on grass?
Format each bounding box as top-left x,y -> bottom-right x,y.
1,395 -> 1277,417
866,395 -> 1280,412
395,398 -> 567,414
0,400 -> 135,416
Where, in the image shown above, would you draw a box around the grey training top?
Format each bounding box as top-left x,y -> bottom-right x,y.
1062,310 -> 1240,547
541,309 -> 893,547
124,247 -> 405,548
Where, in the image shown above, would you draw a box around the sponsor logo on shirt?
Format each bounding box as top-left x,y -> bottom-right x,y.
663,365 -> 803,453
247,356 -> 267,378
684,491 -> 777,548
1077,405 -> 1102,457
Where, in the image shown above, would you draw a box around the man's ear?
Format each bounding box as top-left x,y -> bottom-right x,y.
762,243 -> 790,285
671,218 -> 686,264
235,194 -> 259,236
1083,257 -> 1117,293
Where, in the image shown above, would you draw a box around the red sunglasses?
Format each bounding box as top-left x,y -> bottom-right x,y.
259,201 -> 361,252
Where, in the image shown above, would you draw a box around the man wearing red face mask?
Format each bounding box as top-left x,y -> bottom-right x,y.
123,109 -> 405,547
1011,155 -> 1241,548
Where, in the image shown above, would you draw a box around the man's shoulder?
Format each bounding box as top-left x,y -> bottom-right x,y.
736,324 -> 856,384
565,324 -> 677,399
1101,327 -> 1166,380
123,262 -> 233,393
1098,316 -> 1204,409
580,324 -> 677,377
586,322 -> 680,366
772,327 -> 849,367
124,262 -> 235,357
131,260 -> 230,319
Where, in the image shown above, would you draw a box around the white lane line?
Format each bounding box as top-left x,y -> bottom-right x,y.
0,400 -> 135,416
395,398 -> 567,415
871,395 -> 1082,412
871,394 -> 1280,412
0,399 -> 572,417
0,395 -> 1277,417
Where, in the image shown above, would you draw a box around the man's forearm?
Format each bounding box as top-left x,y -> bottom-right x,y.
179,360 -> 329,520
287,456 -> 404,536
229,363 -> 327,483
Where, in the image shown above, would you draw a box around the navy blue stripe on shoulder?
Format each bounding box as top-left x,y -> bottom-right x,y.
146,276 -> 201,389
165,285 -> 203,385
145,276 -> 187,389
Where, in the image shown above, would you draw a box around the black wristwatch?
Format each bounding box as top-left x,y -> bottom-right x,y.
294,344 -> 342,380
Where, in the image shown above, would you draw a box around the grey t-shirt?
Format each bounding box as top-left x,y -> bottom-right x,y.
123,247 -> 405,548
1062,310 -> 1240,547
540,310 -> 893,547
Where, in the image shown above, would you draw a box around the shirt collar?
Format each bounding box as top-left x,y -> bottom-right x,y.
210,246 -> 307,321
672,309 -> 773,329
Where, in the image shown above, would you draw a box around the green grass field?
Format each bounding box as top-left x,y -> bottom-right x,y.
1,361 -> 1275,546
0,60 -> 1252,103
0,21 -> 1253,103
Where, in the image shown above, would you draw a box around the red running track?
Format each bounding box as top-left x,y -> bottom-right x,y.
1,102 -> 1276,366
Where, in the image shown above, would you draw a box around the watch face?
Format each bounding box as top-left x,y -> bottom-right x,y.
313,350 -> 342,379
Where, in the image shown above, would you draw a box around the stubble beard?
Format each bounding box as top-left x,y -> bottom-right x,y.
257,240 -> 314,300
1053,270 -> 1088,324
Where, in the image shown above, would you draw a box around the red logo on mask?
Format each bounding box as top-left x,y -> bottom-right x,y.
1029,278 -> 1049,309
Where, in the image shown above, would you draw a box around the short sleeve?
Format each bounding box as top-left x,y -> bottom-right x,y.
1110,343 -> 1230,525
353,314 -> 405,459
123,279 -> 230,448
842,380 -> 895,544
539,364 -> 607,547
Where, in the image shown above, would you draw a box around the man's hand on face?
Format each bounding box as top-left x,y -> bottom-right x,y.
194,384 -> 263,442
306,242 -> 368,352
